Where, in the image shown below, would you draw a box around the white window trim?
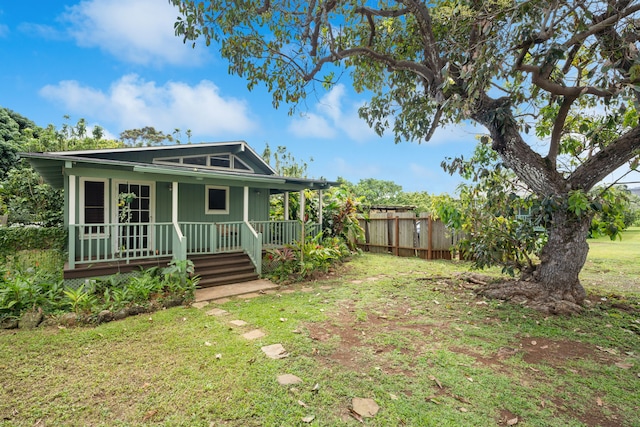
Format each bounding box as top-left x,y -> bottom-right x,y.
205,185 -> 229,215
79,177 -> 109,238
111,180 -> 156,225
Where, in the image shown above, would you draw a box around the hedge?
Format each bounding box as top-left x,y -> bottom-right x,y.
0,226 -> 67,258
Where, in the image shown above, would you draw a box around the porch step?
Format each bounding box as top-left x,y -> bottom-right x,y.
189,252 -> 259,288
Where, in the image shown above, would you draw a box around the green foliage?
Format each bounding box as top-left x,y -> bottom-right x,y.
350,178 -> 403,208
264,233 -> 351,283
443,141 -> 635,276
0,252 -> 66,321
0,165 -> 64,226
119,126 -> 174,147
322,186 -> 364,250
0,252 -> 198,324
0,227 -> 67,258
63,284 -> 97,315
261,143 -> 312,177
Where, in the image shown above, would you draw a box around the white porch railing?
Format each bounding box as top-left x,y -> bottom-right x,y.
68,220 -> 322,273
251,220 -> 322,246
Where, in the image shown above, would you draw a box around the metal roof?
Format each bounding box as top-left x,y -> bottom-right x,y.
20,142 -> 337,192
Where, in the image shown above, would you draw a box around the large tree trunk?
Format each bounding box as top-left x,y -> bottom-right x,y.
534,209 -> 590,306
480,208 -> 591,314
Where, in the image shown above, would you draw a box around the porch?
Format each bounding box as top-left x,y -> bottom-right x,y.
65,219 -> 321,282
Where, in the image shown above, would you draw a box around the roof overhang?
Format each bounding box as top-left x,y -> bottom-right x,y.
20,152 -> 338,192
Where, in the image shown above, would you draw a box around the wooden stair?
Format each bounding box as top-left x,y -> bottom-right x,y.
189,252 -> 259,288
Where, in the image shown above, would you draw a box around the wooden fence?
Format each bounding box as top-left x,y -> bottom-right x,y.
357,212 -> 462,260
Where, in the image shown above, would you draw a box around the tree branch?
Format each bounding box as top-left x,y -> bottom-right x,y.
547,95 -> 578,166
568,125 -> 640,190
303,47 -> 436,84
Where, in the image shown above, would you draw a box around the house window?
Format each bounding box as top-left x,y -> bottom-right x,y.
80,178 -> 108,235
205,186 -> 229,214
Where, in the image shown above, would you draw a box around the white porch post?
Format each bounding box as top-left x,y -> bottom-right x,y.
299,190 -> 305,221
243,186 -> 249,222
284,192 -> 289,220
172,181 -> 179,223
68,175 -> 76,269
318,190 -> 323,226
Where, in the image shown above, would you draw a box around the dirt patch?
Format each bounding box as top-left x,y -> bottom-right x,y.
518,337 -> 617,365
305,306 -> 436,375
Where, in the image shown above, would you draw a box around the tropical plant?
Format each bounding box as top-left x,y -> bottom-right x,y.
63,284 -> 97,315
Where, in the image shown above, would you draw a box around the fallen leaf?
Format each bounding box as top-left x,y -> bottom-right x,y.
459,407 -> 468,412
142,410 -> 157,421
348,408 -> 364,423
531,341 -> 537,346
204,341 -> 212,346
389,393 -> 399,401
215,354 -> 222,360
301,415 -> 315,423
452,394 -> 471,404
311,383 -> 320,392
141,382 -> 151,389
506,417 -> 519,425
614,362 -> 633,369
298,400 -> 308,408
466,377 -> 474,382
428,375 -> 442,388
596,346 -> 618,355
596,397 -> 603,407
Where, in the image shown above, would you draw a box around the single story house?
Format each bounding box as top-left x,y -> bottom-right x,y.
22,141 -> 337,287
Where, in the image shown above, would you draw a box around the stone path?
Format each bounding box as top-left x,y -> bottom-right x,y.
194,279 -> 278,302
192,283 -> 380,421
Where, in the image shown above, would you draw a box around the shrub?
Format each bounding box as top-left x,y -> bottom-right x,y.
264,234 -> 353,283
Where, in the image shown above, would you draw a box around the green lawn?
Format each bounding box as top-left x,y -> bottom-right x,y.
1,233 -> 639,426
582,226 -> 640,294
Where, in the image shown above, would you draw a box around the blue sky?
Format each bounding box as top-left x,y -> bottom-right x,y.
0,0 -> 479,194
1,1 -> 636,194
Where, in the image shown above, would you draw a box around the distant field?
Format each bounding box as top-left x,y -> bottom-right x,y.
582,227 -> 640,294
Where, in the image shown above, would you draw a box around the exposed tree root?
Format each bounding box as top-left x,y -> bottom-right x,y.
477,280 -> 583,315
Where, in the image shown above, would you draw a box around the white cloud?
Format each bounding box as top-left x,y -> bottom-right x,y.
39,74 -> 257,137
288,112 -> 336,139
62,0 -> 204,65
288,84 -> 378,142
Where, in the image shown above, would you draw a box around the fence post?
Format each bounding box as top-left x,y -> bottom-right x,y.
394,216 -> 400,256
428,216 -> 433,260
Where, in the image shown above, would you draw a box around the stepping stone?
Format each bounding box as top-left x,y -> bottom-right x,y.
351,280 -> 363,284
319,286 -> 332,290
206,308 -> 228,316
192,301 -> 209,309
352,397 -> 379,418
261,343 -> 289,359
238,293 -> 260,299
229,320 -> 248,327
277,374 -> 302,385
242,329 -> 266,340
300,287 -> 313,293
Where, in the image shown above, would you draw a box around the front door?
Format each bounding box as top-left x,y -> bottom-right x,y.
115,182 -> 154,255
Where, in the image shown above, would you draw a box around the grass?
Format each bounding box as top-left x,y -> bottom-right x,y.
1,231 -> 639,426
582,226 -> 640,293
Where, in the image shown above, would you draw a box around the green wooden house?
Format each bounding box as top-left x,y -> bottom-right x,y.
22,141 -> 336,287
